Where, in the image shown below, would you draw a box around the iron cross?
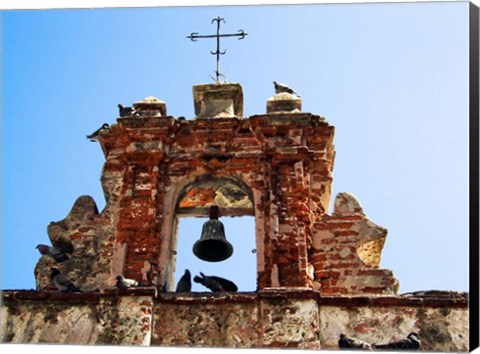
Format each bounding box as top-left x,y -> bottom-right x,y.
187,17 -> 247,82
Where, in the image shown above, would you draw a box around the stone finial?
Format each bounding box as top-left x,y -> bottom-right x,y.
193,83 -> 243,118
313,192 -> 398,294
333,192 -> 389,268
34,195 -> 107,292
267,92 -> 302,113
333,192 -> 366,216
132,96 -> 167,117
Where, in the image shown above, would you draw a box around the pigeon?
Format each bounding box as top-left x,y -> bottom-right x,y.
86,123 -> 110,141
193,272 -> 238,292
273,81 -> 301,97
36,244 -> 70,263
338,334 -> 373,350
373,332 -> 421,350
118,104 -> 135,117
175,269 -> 192,292
50,267 -> 81,292
115,275 -> 140,289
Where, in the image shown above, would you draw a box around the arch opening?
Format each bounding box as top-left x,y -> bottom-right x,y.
174,216 -> 257,292
168,174 -> 257,292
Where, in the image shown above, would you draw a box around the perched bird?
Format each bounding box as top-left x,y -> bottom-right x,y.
338,334 -> 373,350
373,332 -> 421,350
118,104 -> 135,117
273,81 -> 301,97
175,269 -> 191,292
115,275 -> 140,289
86,123 -> 110,142
193,272 -> 238,292
36,244 -> 70,263
50,267 -> 81,292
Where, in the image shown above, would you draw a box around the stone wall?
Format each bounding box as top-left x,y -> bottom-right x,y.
1,290 -> 154,345
1,289 -> 468,351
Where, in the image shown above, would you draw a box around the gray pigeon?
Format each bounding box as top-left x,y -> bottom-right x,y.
373,332 -> 421,350
50,267 -> 81,292
86,123 -> 110,141
115,275 -> 140,289
338,334 -> 372,350
273,81 -> 301,97
36,244 -> 70,263
193,272 -> 238,292
118,104 -> 135,117
175,269 -> 191,292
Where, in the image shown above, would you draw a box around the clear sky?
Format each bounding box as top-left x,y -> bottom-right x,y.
1,1 -> 471,295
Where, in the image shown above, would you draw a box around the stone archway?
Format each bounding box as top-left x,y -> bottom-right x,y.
165,174 -> 257,292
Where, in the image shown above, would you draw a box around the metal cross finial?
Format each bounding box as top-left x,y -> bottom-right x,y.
187,17 -> 247,82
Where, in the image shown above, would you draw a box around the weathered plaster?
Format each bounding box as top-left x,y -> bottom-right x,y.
1,290 -> 468,351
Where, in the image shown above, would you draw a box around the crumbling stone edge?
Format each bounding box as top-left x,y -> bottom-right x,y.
1,289 -> 468,308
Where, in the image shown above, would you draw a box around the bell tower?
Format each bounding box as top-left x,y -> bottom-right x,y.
3,14 -> 469,350
0,81 -> 460,350
33,81 -> 397,296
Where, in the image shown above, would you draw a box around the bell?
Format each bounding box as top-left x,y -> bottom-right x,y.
193,206 -> 233,262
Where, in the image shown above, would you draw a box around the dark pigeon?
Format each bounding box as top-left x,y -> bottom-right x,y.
175,269 -> 191,292
373,332 -> 421,350
86,123 -> 110,142
273,81 -> 301,97
115,275 -> 140,289
193,272 -> 238,292
50,267 -> 81,293
36,244 -> 70,263
118,104 -> 135,117
338,334 -> 373,350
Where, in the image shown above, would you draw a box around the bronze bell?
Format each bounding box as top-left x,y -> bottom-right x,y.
193,206 -> 233,262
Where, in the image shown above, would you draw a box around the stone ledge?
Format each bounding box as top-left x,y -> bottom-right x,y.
258,287 -> 320,300
117,116 -> 177,128
250,112 -> 327,125
158,291 -> 257,304
318,293 -> 468,308
117,114 -> 329,126
2,289 -> 468,308
1,288 -> 158,302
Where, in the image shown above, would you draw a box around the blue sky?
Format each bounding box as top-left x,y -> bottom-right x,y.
1,1 -> 471,294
